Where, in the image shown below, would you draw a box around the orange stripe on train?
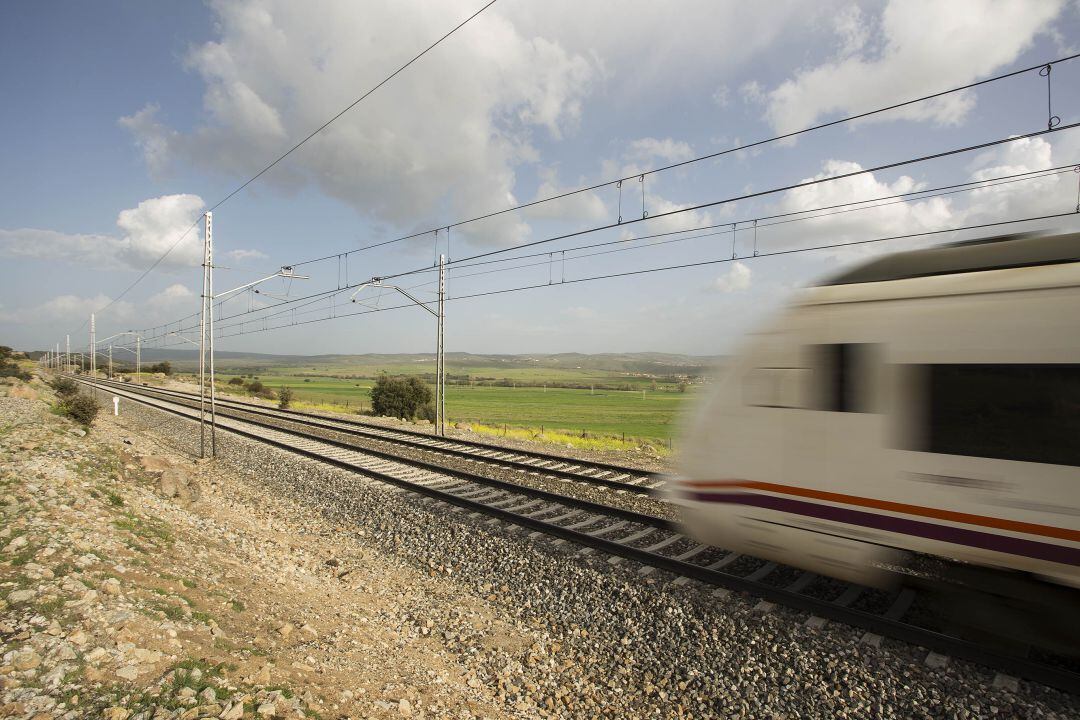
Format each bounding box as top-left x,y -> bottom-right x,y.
682,479 -> 1080,543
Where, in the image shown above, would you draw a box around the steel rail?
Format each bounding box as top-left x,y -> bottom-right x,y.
84,376 -> 662,494
76,376 -> 1080,696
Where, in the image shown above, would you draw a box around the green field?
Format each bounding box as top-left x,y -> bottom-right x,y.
145,351 -> 721,451
207,369 -> 697,444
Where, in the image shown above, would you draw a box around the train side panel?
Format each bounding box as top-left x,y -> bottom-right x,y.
674,262 -> 1080,588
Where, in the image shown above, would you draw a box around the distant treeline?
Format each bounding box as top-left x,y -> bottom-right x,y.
286,371 -> 700,391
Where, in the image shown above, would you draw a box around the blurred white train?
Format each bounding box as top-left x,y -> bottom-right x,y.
670,231 -> 1080,642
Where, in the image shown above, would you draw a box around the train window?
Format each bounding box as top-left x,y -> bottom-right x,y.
814,343 -> 876,413
921,364 -> 1080,467
743,367 -> 810,408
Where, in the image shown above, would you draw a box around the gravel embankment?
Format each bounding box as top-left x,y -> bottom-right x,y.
216,405 -> 676,521
98,386 -> 1080,719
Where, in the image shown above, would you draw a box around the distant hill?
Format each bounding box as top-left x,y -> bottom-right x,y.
105,349 -> 724,376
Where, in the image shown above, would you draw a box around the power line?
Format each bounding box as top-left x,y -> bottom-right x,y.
81,48 -> 1080,338
287,51 -> 1080,267
440,164 -> 1079,275
110,162 -> 1079,348
69,0 -> 499,333
177,121 -> 1080,321
134,210 -> 1079,351
380,122 -> 1080,282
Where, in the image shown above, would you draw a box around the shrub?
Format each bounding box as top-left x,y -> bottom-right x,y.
227,377 -> 244,386
246,380 -> 265,394
52,377 -> 79,398
370,374 -> 433,420
145,361 -> 172,375
0,346 -> 31,381
62,394 -> 99,427
278,386 -> 293,409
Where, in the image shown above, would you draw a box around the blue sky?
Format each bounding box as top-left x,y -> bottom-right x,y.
2,0 -> 1079,357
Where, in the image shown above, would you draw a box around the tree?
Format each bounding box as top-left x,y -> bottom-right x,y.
227,377 -> 244,386
370,374 -> 433,420
278,386 -> 294,409
146,361 -> 172,375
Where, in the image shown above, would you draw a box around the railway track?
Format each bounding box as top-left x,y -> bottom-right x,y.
75,375 -> 1080,695
82,376 -> 661,496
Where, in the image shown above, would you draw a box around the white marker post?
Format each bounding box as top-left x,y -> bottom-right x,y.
113,396 -> 119,416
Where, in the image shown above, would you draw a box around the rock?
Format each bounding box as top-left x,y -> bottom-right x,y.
275,622 -> 294,638
256,702 -> 277,717
398,698 -> 413,716
199,687 -> 217,704
12,650 -> 41,671
159,468 -> 201,506
103,708 -> 130,720
85,647 -> 108,663
8,589 -> 36,603
251,665 -> 272,685
299,623 -> 317,639
5,535 -> 28,552
55,643 -> 78,661
116,665 -> 140,681
220,703 -> 245,720
139,455 -> 173,472
101,578 -> 121,596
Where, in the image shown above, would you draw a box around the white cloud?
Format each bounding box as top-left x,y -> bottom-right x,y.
712,261 -> 752,292
778,160 -> 949,237
0,284 -> 194,327
223,248 -> 269,262
833,5 -> 870,57
146,283 -> 195,308
0,294 -> 132,326
627,138 -> 695,165
0,194 -> 206,270
739,80 -> 766,105
759,0 -> 1065,134
122,1 -> 601,247
524,166 -> 608,222
118,104 -> 175,177
638,195 -> 716,236
758,135 -> 1078,267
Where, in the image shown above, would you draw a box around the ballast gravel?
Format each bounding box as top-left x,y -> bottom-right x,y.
102,388 -> 1080,719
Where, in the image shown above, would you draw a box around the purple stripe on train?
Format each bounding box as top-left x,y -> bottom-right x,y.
687,491 -> 1080,568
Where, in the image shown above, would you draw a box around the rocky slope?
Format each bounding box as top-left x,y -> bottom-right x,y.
3,377 -> 1078,719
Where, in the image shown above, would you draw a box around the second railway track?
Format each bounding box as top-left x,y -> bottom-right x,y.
74,375 -> 1080,696
83,376 -> 663,495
